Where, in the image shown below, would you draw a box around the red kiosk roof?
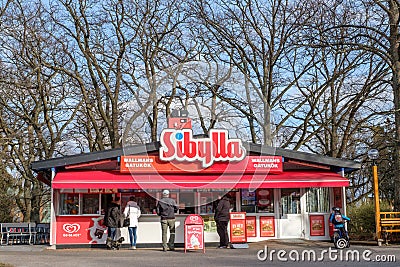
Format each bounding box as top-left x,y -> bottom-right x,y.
52,170 -> 349,189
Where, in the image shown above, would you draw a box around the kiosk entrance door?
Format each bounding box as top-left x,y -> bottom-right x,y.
279,189 -> 303,238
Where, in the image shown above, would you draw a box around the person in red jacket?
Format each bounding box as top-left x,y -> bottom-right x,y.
214,194 -> 231,248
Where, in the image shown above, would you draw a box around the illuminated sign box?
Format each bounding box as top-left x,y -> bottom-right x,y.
120,155 -> 283,174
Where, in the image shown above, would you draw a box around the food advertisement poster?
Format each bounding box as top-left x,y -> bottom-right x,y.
256,189 -> 271,206
56,216 -> 107,244
229,212 -> 247,243
333,188 -> 343,208
241,189 -> 256,206
246,216 -> 256,237
184,214 -> 205,252
260,216 -> 275,237
185,225 -> 204,250
256,189 -> 273,213
310,215 -> 325,236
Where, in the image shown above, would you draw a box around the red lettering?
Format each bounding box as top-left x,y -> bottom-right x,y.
184,132 -> 197,158
227,141 -> 243,158
160,131 -> 175,158
212,131 -> 227,158
177,141 -> 184,158
159,128 -> 246,167
202,141 -> 213,167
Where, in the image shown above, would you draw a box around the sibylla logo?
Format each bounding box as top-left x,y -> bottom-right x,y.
63,223 -> 80,234
159,129 -> 246,168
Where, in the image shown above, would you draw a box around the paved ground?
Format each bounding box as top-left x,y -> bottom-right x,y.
0,240 -> 399,267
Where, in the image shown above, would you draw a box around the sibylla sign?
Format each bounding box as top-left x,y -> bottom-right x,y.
159,129 -> 246,168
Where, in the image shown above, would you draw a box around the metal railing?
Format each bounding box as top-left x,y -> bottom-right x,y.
0,223 -> 50,246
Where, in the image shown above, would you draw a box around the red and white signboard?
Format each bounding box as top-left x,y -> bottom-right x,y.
246,216 -> 257,237
310,215 -> 325,236
120,155 -> 283,174
184,214 -> 205,253
229,212 -> 247,243
260,216 -> 275,237
56,216 -> 107,244
160,129 -> 246,168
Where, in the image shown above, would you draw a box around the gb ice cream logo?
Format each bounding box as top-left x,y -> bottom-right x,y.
160,129 -> 246,168
63,223 -> 80,233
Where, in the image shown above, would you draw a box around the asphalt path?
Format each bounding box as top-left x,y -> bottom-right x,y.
0,240 -> 399,267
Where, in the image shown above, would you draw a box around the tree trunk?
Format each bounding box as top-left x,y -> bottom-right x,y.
389,2 -> 400,210
392,72 -> 400,210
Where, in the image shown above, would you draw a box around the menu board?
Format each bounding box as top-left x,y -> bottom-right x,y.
241,189 -> 256,206
260,216 -> 275,237
246,216 -> 256,237
310,215 -> 325,236
229,212 -> 247,243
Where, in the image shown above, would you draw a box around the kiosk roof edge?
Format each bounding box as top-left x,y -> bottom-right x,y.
31,141 -> 360,173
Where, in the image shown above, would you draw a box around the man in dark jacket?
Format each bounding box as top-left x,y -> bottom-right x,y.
104,197 -> 121,249
214,194 -> 231,248
156,190 -> 178,252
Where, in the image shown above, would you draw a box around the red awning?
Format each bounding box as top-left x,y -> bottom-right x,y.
51,170 -> 349,189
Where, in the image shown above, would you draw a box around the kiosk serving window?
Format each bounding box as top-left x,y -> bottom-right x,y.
60,193 -> 80,215
121,190 -> 157,214
198,189 -> 233,215
241,188 -> 274,213
198,189 -> 235,233
82,194 -> 100,214
59,191 -> 106,215
306,187 -> 329,213
58,189 -> 161,215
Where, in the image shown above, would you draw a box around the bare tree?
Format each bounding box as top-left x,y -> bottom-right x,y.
308,0 -> 400,209
0,0 -> 79,221
193,0 -> 320,145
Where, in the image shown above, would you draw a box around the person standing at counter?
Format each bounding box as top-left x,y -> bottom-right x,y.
214,194 -> 231,249
124,196 -> 141,250
156,190 -> 178,252
105,197 -> 122,249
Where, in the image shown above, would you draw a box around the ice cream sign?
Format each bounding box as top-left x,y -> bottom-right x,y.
160,129 -> 246,168
56,216 -> 106,244
184,214 -> 205,253
62,223 -> 82,238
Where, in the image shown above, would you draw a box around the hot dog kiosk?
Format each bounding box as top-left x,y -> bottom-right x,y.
31,115 -> 360,248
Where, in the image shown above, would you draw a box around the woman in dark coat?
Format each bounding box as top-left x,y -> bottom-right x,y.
104,197 -> 121,248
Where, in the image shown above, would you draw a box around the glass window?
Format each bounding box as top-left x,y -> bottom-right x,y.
280,189 -> 301,214
240,189 -> 274,213
82,194 -> 100,214
120,191 -> 157,214
101,194 -> 114,215
60,193 -> 79,215
256,189 -> 274,213
306,187 -> 329,213
199,191 -> 219,215
198,189 -> 233,215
